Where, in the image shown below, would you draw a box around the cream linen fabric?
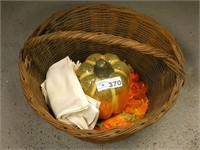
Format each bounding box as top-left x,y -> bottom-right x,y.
41,57 -> 100,130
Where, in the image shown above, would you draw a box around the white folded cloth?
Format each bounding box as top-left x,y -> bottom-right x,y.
41,56 -> 100,130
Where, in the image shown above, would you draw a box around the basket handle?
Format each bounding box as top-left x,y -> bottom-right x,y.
24,30 -> 185,79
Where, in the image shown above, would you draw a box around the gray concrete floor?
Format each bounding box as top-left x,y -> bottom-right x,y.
1,1 -> 199,150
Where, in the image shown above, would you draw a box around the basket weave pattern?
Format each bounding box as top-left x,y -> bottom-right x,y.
19,4 -> 184,143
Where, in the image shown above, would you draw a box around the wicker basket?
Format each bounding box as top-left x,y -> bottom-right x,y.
19,4 -> 185,143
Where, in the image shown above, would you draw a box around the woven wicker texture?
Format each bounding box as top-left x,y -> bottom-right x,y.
19,4 -> 185,143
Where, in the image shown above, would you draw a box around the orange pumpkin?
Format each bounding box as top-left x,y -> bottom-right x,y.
76,53 -> 131,119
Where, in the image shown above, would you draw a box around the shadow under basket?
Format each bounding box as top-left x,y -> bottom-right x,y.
18,4 -> 185,143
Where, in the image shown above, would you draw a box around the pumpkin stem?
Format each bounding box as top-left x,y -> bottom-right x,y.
94,59 -> 114,78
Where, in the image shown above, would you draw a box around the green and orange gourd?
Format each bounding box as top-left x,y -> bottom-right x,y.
76,53 -> 131,119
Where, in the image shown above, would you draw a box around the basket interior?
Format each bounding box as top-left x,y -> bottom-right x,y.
20,37 -> 176,117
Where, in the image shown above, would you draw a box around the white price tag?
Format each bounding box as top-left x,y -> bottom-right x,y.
96,77 -> 123,92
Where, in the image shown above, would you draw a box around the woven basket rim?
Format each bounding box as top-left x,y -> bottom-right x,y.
25,30 -> 185,79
